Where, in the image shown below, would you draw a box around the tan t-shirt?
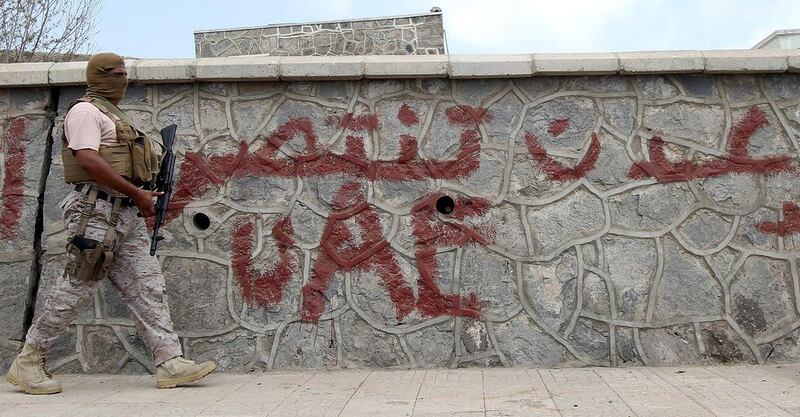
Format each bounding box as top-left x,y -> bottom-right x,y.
63,101 -> 126,197
63,102 -> 117,150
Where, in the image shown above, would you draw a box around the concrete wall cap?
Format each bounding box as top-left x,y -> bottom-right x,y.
278,56 -> 365,80
48,61 -> 86,85
135,58 -> 197,83
703,49 -> 789,73
788,50 -> 800,73
3,50 -> 800,87
363,55 -> 448,78
0,62 -> 53,87
533,53 -> 619,75
449,54 -> 533,78
195,56 -> 279,81
46,59 -> 138,86
618,50 -> 704,74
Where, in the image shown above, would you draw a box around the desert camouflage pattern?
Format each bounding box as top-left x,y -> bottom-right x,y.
26,186 -> 182,366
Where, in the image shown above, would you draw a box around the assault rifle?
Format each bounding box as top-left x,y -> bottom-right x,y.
150,124 -> 178,256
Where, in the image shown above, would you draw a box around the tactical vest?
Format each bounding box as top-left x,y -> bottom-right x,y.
61,96 -> 164,188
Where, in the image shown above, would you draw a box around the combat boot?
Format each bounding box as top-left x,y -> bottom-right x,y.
5,343 -> 62,395
156,356 -> 216,389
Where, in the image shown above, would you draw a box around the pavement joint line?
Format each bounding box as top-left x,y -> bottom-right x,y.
195,372 -> 261,415
589,368 -> 640,417
646,368 -> 727,417
264,371 -> 317,417
409,369 -> 428,416
703,366 -> 796,416
529,369 -> 563,417
335,370 -> 372,417
525,369 -> 564,417
480,370 -> 487,417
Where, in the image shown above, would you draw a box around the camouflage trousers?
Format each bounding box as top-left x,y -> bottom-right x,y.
26,186 -> 183,366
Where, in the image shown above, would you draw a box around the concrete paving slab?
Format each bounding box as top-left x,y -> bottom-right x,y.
267,370 -> 370,416
652,367 -> 793,417
199,372 -> 312,416
412,369 -> 485,414
482,369 -> 559,416
0,403 -> 75,417
338,370 -> 425,416
704,365 -> 800,411
57,402 -> 150,417
539,368 -> 636,416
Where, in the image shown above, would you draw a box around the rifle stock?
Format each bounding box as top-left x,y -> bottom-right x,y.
150,124 -> 178,256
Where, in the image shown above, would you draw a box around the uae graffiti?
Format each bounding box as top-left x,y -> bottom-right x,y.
524,118 -> 602,182
166,104 -> 486,224
231,186 -> 495,323
628,107 -> 794,182
167,103 -> 798,323
758,201 -> 800,237
169,104 -> 496,322
0,116 -> 28,239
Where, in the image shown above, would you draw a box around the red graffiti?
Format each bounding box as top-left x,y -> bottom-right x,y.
411,192 -> 494,318
0,117 -> 27,239
300,182 -> 417,322
327,113 -> 379,131
758,201 -> 800,237
175,103 -> 495,322
229,184 -> 496,322
525,132 -> 601,181
232,217 -> 296,306
397,103 -> 419,127
446,105 -> 493,127
167,105 -> 485,224
628,107 -> 794,182
548,118 -> 570,137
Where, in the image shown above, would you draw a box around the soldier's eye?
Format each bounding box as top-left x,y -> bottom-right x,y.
436,196 -> 455,215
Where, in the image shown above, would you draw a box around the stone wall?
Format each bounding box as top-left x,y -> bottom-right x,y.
2,52 -> 800,373
194,12 -> 446,58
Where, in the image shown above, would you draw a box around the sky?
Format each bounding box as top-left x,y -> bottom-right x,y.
91,0 -> 800,58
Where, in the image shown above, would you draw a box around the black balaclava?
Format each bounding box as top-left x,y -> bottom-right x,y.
85,52 -> 128,105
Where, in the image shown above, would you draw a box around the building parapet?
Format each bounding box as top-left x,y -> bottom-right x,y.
1,49 -> 799,87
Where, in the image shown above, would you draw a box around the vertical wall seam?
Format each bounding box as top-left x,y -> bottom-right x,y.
22,85 -> 59,336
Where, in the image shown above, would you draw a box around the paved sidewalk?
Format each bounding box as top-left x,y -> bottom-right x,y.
2,365 -> 800,416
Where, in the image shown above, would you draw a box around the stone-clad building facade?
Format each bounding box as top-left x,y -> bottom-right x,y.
194,10 -> 447,58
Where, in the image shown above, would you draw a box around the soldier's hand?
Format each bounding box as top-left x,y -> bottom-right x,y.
133,189 -> 163,217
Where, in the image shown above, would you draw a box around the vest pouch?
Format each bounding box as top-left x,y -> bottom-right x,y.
62,146 -> 90,183
99,143 -> 134,179
62,143 -> 133,183
65,235 -> 115,282
131,136 -> 152,186
149,138 -> 164,179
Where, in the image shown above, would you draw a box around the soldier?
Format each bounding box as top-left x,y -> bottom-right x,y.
5,52 -> 216,395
